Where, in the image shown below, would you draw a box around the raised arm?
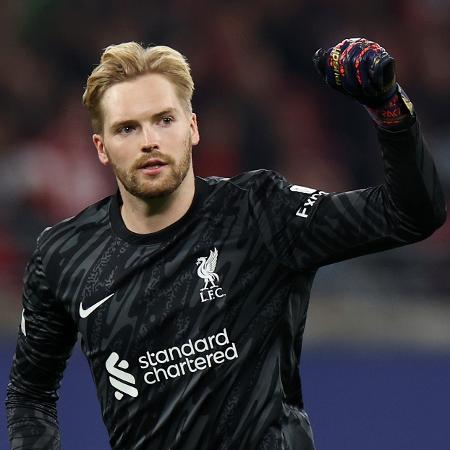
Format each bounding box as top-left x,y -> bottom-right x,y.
248,38 -> 446,272
295,119 -> 446,268
298,38 -> 446,267
5,231 -> 77,450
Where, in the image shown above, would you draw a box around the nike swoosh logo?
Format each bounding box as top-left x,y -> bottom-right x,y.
79,293 -> 115,318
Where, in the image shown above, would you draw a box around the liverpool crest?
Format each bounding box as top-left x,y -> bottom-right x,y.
196,248 -> 226,302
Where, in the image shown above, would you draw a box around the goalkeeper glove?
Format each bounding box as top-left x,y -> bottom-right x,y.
313,37 -> 415,128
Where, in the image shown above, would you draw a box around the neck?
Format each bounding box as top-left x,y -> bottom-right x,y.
118,171 -> 196,234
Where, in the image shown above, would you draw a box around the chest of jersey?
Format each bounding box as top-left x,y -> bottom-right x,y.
62,216 -> 282,357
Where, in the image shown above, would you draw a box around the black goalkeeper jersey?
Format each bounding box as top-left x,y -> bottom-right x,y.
6,121 -> 446,450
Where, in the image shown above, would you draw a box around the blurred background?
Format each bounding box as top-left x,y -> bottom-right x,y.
1,0 -> 449,449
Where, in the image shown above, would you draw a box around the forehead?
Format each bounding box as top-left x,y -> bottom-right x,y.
100,73 -> 183,126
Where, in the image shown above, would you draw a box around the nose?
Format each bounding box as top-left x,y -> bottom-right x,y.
141,124 -> 160,152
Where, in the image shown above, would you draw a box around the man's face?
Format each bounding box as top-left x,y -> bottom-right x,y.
93,73 -> 199,199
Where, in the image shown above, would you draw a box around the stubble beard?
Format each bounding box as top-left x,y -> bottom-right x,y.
109,133 -> 193,200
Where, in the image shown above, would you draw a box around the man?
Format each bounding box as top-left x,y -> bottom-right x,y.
6,38 -> 446,449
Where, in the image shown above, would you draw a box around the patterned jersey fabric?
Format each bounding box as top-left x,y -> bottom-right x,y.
6,121 -> 446,450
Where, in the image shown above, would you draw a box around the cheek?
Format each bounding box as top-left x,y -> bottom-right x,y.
105,142 -> 132,165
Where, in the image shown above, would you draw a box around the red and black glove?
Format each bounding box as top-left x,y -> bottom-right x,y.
313,38 -> 415,128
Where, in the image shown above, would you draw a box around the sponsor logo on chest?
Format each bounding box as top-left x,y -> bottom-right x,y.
106,327 -> 239,399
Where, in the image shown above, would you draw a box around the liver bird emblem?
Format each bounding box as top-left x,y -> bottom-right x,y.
196,248 -> 220,291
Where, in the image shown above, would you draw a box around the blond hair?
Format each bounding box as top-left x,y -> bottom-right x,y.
82,42 -> 194,133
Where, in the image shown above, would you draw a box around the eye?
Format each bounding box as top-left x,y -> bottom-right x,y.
119,125 -> 135,134
160,116 -> 174,126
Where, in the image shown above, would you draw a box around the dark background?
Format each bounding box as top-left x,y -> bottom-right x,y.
1,1 -> 449,449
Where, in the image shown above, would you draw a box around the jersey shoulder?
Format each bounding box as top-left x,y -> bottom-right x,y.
36,194 -> 113,254
200,169 -> 285,194
198,169 -> 303,214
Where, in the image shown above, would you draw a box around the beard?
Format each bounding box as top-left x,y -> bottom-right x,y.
108,133 -> 192,200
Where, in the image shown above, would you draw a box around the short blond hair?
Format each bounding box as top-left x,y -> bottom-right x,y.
82,42 -> 194,133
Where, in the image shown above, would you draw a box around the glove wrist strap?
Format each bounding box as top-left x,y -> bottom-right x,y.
365,84 -> 415,129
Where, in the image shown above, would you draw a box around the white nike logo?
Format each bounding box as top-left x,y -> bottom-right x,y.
79,293 -> 115,318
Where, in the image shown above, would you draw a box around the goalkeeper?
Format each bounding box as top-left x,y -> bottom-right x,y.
6,38 -> 446,449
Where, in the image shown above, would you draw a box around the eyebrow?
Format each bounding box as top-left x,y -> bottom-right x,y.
109,108 -> 178,131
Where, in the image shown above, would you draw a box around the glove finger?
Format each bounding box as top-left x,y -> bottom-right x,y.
322,39 -> 355,90
337,37 -> 363,53
316,39 -> 352,89
312,48 -> 327,78
368,52 -> 396,98
320,47 -> 342,90
353,45 -> 381,97
339,39 -> 371,97
357,46 -> 396,104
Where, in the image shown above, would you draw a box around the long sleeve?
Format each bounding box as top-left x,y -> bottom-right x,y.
5,231 -> 78,450
248,118 -> 446,271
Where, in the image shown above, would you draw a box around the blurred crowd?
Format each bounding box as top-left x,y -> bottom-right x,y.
0,0 -> 449,316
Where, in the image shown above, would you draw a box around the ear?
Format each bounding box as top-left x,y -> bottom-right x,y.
190,113 -> 200,146
93,134 -> 110,166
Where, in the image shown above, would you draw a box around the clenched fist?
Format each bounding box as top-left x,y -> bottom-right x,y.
313,38 -> 398,108
313,37 -> 415,128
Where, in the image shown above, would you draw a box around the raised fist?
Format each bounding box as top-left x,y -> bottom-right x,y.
313,38 -> 398,108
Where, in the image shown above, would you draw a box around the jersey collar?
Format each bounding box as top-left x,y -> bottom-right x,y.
109,176 -> 210,245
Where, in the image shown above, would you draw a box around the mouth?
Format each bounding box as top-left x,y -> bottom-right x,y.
138,159 -> 168,175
